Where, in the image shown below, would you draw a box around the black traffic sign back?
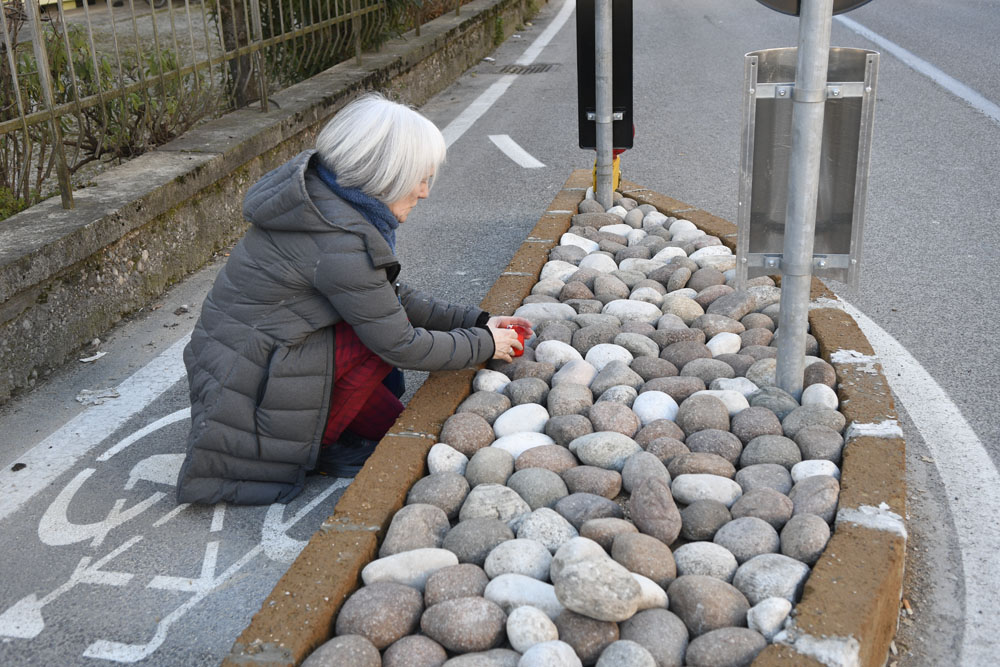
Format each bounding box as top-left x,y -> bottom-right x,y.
576,0 -> 633,150
755,0 -> 874,15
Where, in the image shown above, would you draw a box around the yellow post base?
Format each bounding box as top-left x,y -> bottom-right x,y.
592,156 -> 622,192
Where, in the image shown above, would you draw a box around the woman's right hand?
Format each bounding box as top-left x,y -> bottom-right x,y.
488,325 -> 523,362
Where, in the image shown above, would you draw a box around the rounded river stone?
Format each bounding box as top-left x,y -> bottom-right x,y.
629,477 -> 682,545
667,575 -> 750,637
679,499 -> 732,541
382,635 -> 447,667
713,517 -> 780,564
466,447 -> 515,488
554,492 -> 624,530
516,445 -> 579,474
424,563 -> 490,607
442,518 -> 515,566
730,406 -> 783,444
685,429 -> 743,465
735,463 -> 793,495
335,582 -> 423,650
684,627 -> 767,667
407,472 -> 470,520
618,608 -> 689,667
675,394 -> 730,436
730,487 -> 794,531
440,412 -> 496,457
561,465 -> 623,499
420,597 -> 507,653
554,609 -> 620,664
303,635 -> 380,667
780,513 -> 831,564
380,503 -> 451,556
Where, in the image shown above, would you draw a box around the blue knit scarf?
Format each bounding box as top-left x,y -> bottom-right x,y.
315,161 -> 398,253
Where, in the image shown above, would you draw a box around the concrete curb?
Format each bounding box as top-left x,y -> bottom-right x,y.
230,171 -> 905,666
0,0 -> 540,404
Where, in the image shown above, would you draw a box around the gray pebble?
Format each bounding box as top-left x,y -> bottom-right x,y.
550,245 -> 588,264
629,477 -> 682,545
740,345 -> 778,362
739,435 -> 802,470
588,401 -> 641,437
466,447 -> 515,488
732,553 -> 811,606
676,394 -> 730,436
380,503 -> 451,557
735,464 -> 793,495
611,532 -> 676,588
440,412 -> 496,457
516,445 -> 580,474
567,299 -> 605,314
781,405 -> 846,439
744,358 -> 777,389
619,608 -> 689,667
691,314 -> 745,338
595,385 -> 639,406
684,627 -> 767,667
408,472 -> 471,520
645,437 -> 691,466
673,541 -> 739,582
504,377 -> 550,406
458,391 -> 513,425
595,639 -> 656,667
780,513 -> 831,564
335,582 -> 423,649
573,323 -> 621,356
793,424 -> 844,463
641,376 -> 707,404
630,356 -> 680,382
660,341 -> 712,369
459,483 -> 531,528
507,468 -> 570,510
420,597 -> 506,653
303,635 -> 380,667
382,635 -> 448,667
715,353 -> 756,377
803,359 -> 837,389
484,538 -> 553,581
739,328 -> 774,348
680,358 -> 736,385
648,327 -> 706,348
554,609 -> 620,664
685,429 -> 743,465
545,414 -> 595,447
740,313 -> 774,331
510,360 -> 557,384
730,487 -> 794,531
621,451 -> 672,494
442,518 -> 515,566
555,492 -> 625,530
517,508 -> 580,553
680,499 -> 732,541
580,518 -> 639,552
614,332 -> 659,359
729,406 -> 783,445
668,452 -> 736,479
667,575 -> 750,637
590,361 -> 645,398
705,291 -> 757,321
713,517 -> 780,564
547,383 -> 595,417
519,640 -> 585,667
635,419 -> 686,446
789,474 -> 840,523
425,563 -> 490,607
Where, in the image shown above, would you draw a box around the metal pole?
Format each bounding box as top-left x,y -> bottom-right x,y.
776,0 -> 833,400
352,0 -> 361,66
594,0 -> 613,208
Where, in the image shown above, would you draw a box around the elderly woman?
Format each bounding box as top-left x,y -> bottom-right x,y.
176,94 -> 530,505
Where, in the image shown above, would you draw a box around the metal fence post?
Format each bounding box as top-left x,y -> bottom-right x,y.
352,0 -> 362,65
456,0 -> 460,17
594,0 -> 613,208
25,0 -> 73,209
248,0 -> 270,111
775,0 -> 834,399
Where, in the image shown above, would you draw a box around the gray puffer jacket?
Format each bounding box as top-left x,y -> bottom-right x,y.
176,150 -> 495,505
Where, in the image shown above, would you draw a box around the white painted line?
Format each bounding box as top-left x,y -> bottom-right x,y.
836,503 -> 907,539
0,333 -> 190,525
489,134 -> 546,168
836,16 -> 1000,125
515,0 -> 576,66
841,299 -> 1000,665
441,0 -> 575,148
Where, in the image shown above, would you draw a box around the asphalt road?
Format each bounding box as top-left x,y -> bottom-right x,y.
1,0 -> 998,664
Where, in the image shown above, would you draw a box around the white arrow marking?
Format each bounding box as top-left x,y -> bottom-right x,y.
38,468 -> 166,548
98,408 -> 191,462
125,454 -> 186,490
489,134 -> 546,168
147,541 -> 220,593
261,477 -> 351,562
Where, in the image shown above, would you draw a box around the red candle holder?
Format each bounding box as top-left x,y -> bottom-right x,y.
506,324 -> 530,357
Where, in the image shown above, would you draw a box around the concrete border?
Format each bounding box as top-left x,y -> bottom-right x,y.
0,0 -> 541,404
230,172 -> 905,666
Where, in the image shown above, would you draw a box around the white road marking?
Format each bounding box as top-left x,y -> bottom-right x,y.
840,299 -> 1000,665
836,16 -> 1000,125
441,0 -> 575,148
98,408 -> 190,462
489,134 -> 546,168
0,334 -> 190,524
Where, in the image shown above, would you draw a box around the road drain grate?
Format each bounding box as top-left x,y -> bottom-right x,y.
499,63 -> 558,74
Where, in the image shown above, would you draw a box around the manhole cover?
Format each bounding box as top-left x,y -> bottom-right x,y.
499,63 -> 558,74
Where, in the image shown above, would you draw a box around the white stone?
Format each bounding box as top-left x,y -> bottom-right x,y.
485,538 -> 553,581
618,258 -> 665,276
669,219 -> 698,235
519,640 -> 583,667
540,260 -> 580,283
494,403 -> 550,438
603,223 -> 634,238
642,211 -> 668,228
801,383 -> 839,410
585,186 -> 595,200
656,313 -> 688,330
691,389 -> 750,416
585,343 -> 635,371
492,432 -> 556,459
671,229 -> 706,244
747,597 -> 793,641
733,553 -> 812,605
673,542 -> 739,582
632,573 -> 669,611
360,548 -> 458,590
631,391 -> 679,425
427,442 -> 469,475
459,483 -> 532,530
671,474 -> 743,508
484,573 -> 565,620
578,253 -> 619,273
629,287 -> 664,308
551,536 -> 608,578
697,255 -> 737,272
506,606 -> 559,654
710,377 -> 760,397
601,299 -> 662,325
651,247 -> 688,263
791,459 -> 842,482
672,288 -> 698,299
627,229 -> 648,246
689,245 -> 733,261
596,385 -> 638,406
551,557 -> 641,622
474,369 -> 510,393
551,359 -> 599,387
534,340 -> 584,370
517,508 -> 579,553
514,303 -> 577,326
532,278 -> 566,298
706,332 -> 742,357
560,233 -> 600,254
568,431 -> 642,471
607,205 -> 628,219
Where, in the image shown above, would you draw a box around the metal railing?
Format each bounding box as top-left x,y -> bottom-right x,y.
0,0 -> 465,217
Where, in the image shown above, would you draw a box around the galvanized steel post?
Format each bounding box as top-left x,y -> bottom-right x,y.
776,0 -> 833,399
594,0 -> 614,208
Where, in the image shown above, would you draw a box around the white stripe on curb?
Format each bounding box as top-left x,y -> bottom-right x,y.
840,299 -> 1000,665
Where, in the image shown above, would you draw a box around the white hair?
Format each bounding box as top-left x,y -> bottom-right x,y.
315,93 -> 446,205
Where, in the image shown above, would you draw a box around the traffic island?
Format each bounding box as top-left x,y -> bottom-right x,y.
224,170 -> 905,667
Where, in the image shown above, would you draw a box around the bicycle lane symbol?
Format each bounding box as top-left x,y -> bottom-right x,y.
0,408 -> 350,663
